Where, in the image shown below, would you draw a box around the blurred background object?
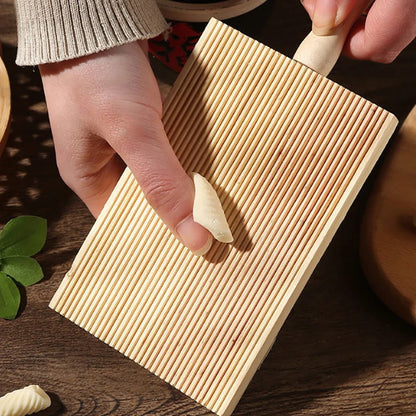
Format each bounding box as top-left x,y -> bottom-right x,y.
156,0 -> 268,22
0,44 -> 11,157
360,106 -> 416,327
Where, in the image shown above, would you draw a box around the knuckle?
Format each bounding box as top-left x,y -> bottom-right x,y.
56,164 -> 73,189
56,156 -> 91,192
107,119 -> 133,146
141,177 -> 181,214
105,105 -> 162,151
99,104 -> 131,136
55,137 -> 110,192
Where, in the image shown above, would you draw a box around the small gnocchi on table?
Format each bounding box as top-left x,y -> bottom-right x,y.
0,385 -> 51,416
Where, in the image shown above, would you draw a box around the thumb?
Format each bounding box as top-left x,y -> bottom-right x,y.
302,0 -> 361,36
111,108 -> 213,256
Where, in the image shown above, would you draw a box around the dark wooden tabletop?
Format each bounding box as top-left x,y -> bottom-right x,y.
1,1 -> 415,415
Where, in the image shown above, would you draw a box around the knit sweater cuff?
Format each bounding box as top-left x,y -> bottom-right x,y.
15,0 -> 168,66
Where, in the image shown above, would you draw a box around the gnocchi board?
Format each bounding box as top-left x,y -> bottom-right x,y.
50,19 -> 398,416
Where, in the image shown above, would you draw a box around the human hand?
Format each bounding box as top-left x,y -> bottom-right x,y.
40,41 -> 212,255
301,0 -> 416,63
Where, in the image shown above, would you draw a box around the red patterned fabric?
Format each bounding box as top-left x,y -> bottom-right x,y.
149,22 -> 202,73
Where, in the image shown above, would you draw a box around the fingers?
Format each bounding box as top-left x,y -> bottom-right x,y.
301,0 -> 315,19
75,155 -> 125,218
302,0 -> 360,35
300,0 -> 416,62
55,135 -> 125,218
344,0 -> 416,62
97,43 -> 213,255
40,41 -> 213,255
109,106 -> 213,255
40,66 -> 125,218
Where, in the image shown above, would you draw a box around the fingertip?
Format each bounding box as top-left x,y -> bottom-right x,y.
311,0 -> 338,36
59,154 -> 124,219
193,234 -> 214,257
176,215 -> 213,256
342,19 -> 367,59
344,0 -> 416,63
301,0 -> 315,19
343,19 -> 398,63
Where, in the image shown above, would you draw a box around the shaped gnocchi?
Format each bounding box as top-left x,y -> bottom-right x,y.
192,173 -> 233,244
0,385 -> 51,416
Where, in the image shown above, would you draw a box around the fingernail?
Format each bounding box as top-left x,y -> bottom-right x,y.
312,0 -> 338,35
176,215 -> 213,256
192,235 -> 214,256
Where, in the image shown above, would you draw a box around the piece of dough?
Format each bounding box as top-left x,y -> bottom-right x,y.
192,173 -> 233,244
0,385 -> 51,416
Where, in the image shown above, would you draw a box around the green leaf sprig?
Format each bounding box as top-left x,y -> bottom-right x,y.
0,216 -> 47,320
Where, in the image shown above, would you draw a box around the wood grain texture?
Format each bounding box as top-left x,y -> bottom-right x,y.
0,1 -> 416,415
360,106 -> 416,326
50,19 -> 396,416
0,1 -> 17,46
0,47 -> 11,157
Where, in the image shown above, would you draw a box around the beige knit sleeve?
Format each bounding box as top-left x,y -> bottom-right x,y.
15,0 -> 168,66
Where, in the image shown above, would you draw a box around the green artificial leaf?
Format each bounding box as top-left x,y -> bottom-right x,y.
0,271 -> 20,319
0,257 -> 44,286
0,216 -> 47,258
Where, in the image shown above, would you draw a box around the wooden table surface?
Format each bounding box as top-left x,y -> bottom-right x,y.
1,1 -> 415,415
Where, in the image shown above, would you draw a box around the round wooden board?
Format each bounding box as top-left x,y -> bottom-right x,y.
156,0 -> 268,22
0,50 -> 11,157
360,106 -> 416,327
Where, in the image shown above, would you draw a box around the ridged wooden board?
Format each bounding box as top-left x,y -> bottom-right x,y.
50,19 -> 398,416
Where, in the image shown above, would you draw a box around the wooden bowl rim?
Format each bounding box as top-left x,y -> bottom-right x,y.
0,55 -> 11,157
156,0 -> 268,22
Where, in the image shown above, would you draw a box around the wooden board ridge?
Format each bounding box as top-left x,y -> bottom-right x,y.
50,19 -> 398,416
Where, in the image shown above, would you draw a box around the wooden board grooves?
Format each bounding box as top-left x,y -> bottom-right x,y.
50,18 -> 398,416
